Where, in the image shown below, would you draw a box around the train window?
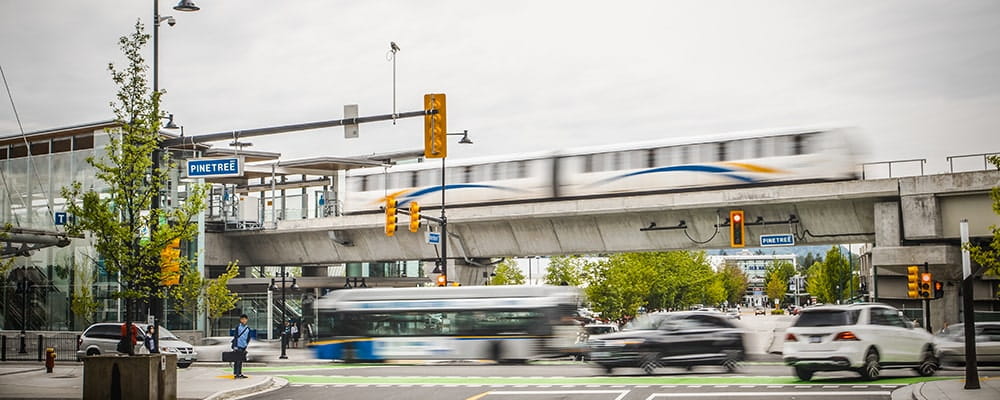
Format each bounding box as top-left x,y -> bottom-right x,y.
517,161 -> 528,178
462,166 -> 473,183
582,155 -> 594,173
679,146 -> 690,164
611,152 -> 623,170
410,171 -> 419,187
717,142 -> 728,161
753,138 -> 763,158
421,169 -> 438,186
646,149 -> 656,168
490,163 -> 501,181
359,176 -> 369,192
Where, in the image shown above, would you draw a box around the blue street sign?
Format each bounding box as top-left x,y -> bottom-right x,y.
185,157 -> 244,178
760,233 -> 795,247
425,232 -> 441,245
54,212 -> 67,225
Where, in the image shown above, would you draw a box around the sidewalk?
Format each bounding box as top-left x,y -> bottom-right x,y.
0,363 -> 283,400
892,377 -> 1000,400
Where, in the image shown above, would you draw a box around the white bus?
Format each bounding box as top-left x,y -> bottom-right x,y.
311,286 -> 583,362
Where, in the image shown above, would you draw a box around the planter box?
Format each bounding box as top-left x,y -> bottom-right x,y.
83,354 -> 177,400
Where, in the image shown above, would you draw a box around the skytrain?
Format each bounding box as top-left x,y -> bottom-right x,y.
344,126 -> 861,213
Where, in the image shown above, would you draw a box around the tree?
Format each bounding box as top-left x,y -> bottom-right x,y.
718,264 -> 748,305
805,261 -> 831,303
764,260 -> 796,307
967,155 -> 1000,288
171,265 -> 206,328
60,22 -> 208,352
490,259 -> 526,285
70,268 -> 100,325
544,255 -> 585,286
205,261 -> 241,333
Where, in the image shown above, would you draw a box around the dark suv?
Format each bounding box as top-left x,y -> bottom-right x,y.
588,312 -> 745,374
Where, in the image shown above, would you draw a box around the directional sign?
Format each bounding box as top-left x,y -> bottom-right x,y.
184,157 -> 244,178
54,212 -> 68,225
425,232 -> 441,245
760,233 -> 795,247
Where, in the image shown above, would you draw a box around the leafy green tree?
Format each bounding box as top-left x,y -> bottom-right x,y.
60,22 -> 208,352
70,267 -> 100,326
719,264 -> 748,305
967,155 -> 1000,286
171,265 -> 206,328
764,260 -> 796,306
805,261 -> 831,303
703,275 -> 727,306
490,259 -> 526,285
206,261 -> 241,332
544,255 -> 585,286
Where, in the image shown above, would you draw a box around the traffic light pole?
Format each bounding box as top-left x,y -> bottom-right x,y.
439,156 -> 448,285
923,262 -> 932,333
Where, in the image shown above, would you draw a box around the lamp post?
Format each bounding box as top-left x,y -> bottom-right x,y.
149,0 -> 199,356
437,131 -> 473,286
269,267 -> 298,359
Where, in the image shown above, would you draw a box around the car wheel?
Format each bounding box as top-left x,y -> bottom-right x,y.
178,363 -> 191,369
640,354 -> 661,375
859,349 -> 880,381
794,366 -> 814,381
722,358 -> 740,373
916,348 -> 938,377
603,365 -> 614,374
86,349 -> 100,357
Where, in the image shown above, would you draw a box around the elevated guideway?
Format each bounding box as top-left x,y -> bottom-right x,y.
205,170 -> 999,266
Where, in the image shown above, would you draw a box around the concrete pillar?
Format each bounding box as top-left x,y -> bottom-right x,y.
901,195 -> 942,240
874,201 -> 900,247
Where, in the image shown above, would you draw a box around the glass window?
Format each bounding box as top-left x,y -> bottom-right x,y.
582,155 -> 594,173
516,161 -> 528,178
794,310 -> 861,327
611,152 -> 623,170
490,163 -> 501,181
717,142 -> 728,161
646,149 -> 656,168
359,176 -> 369,192
462,166 -> 473,183
410,171 -> 419,187
324,310 -> 546,337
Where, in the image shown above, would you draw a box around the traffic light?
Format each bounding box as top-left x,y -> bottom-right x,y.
933,280 -> 944,299
385,197 -> 398,236
436,274 -> 447,287
423,93 -> 447,159
919,272 -> 932,298
409,201 -> 421,233
160,238 -> 181,286
729,210 -> 745,248
906,266 -> 920,298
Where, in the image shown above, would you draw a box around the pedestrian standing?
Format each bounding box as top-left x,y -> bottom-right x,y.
143,325 -> 158,354
291,322 -> 300,348
232,314 -> 251,379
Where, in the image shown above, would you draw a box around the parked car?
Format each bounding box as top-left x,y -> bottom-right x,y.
724,308 -> 741,320
76,323 -> 197,368
783,303 -> 937,381
934,322 -> 1000,366
588,311 -> 745,374
193,337 -> 280,363
754,307 -> 766,316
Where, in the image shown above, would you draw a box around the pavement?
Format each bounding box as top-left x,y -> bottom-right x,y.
891,376 -> 1000,400
0,346 -> 326,399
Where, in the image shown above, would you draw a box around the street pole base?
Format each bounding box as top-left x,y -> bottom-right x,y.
279,356 -> 288,359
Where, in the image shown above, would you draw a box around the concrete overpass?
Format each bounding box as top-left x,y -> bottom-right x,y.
206,170 -> 999,266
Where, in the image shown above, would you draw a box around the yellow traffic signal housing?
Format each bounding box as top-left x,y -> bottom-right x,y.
919,272 -> 932,298
385,197 -> 398,236
160,238 -> 181,286
423,93 -> 447,159
729,210 -> 745,248
436,274 -> 447,287
408,201 -> 421,233
906,266 -> 920,298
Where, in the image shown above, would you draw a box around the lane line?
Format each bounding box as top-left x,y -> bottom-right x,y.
644,391 -> 891,399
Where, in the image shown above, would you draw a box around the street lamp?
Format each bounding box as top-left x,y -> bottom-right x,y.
437,131 -> 474,286
12,267 -> 32,354
268,266 -> 299,359
150,0 -> 199,357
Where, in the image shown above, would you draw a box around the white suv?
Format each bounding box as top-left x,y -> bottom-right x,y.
783,303 -> 937,381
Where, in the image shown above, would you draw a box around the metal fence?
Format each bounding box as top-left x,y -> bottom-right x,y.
0,333 -> 80,361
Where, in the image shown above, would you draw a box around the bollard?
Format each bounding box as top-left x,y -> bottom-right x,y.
45,348 -> 56,373
37,335 -> 44,362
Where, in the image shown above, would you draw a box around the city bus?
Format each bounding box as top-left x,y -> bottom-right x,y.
311,285 -> 583,362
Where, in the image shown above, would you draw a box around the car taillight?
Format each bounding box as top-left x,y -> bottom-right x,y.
77,337 -> 82,350
785,333 -> 797,342
833,331 -> 859,341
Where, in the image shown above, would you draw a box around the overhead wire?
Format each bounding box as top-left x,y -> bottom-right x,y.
1,63 -> 56,227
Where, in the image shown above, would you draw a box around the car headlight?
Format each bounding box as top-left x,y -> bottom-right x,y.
160,347 -> 176,353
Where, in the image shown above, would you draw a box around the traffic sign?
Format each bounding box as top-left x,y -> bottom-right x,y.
54,212 -> 67,225
760,233 -> 795,247
184,157 -> 244,178
425,232 -> 441,245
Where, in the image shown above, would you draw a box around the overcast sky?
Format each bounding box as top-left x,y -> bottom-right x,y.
2,0 -> 998,174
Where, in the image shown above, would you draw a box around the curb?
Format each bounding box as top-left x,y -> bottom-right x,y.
203,376 -> 287,400
0,367 -> 44,376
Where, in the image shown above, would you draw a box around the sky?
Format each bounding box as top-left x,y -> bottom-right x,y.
1,0 -> 999,174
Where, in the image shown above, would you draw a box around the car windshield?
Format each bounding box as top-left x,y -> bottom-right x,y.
586,326 -> 616,335
623,314 -> 667,331
794,309 -> 860,327
157,327 -> 179,341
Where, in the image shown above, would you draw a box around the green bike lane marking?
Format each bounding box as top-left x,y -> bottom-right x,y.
278,374 -> 953,386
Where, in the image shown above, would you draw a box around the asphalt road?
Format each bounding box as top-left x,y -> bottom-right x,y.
242,362 -> 979,400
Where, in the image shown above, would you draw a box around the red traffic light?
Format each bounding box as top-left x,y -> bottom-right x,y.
920,272 -> 931,282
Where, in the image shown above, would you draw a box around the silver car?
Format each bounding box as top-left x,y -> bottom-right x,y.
193,336 -> 279,362
75,323 -> 197,368
935,322 -> 1000,366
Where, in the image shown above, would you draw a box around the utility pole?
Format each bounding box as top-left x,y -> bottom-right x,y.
960,220 -> 980,389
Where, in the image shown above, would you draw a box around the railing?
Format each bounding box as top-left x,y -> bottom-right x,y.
861,158 -> 926,180
946,152 -> 1000,173
0,332 -> 80,361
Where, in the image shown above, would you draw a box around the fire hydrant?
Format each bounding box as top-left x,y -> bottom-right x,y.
45,348 -> 56,373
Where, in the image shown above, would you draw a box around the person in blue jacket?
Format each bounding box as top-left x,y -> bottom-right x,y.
232,314 -> 251,378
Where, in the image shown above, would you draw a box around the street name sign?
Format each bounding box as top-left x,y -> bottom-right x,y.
426,232 -> 441,245
760,233 -> 795,247
185,157 -> 244,178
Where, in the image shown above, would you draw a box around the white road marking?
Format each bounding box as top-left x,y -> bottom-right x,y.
643,391 -> 891,399
487,390 -> 630,400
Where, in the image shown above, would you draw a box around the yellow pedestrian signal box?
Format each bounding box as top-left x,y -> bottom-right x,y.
385,197 -> 398,236
160,238 -> 181,286
409,201 -> 421,233
906,266 -> 920,298
919,272 -> 932,298
729,210 -> 745,248
424,93 -> 447,159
